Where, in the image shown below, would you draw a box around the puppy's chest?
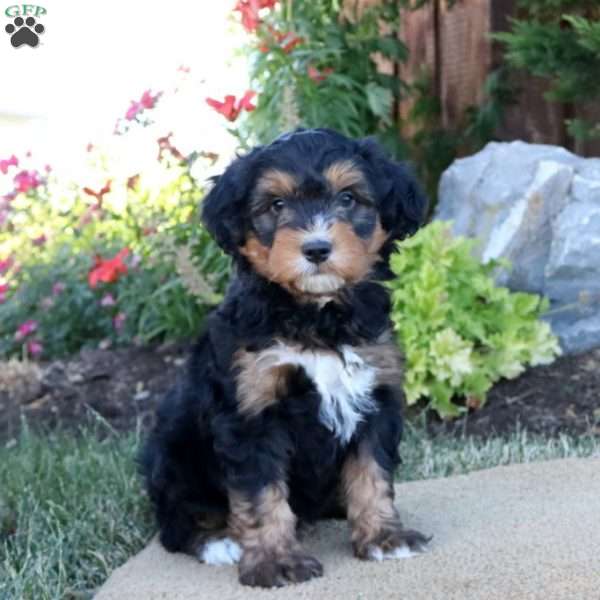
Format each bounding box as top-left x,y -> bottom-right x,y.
235,338 -> 402,444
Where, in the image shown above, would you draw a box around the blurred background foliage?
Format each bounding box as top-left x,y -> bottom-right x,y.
495,0 -> 600,141
2,0 -> 582,416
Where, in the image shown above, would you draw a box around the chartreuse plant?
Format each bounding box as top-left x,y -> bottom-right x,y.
389,221 -> 561,418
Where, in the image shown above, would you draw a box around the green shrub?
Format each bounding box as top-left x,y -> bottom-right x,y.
388,221 -> 561,418
235,0 -> 409,157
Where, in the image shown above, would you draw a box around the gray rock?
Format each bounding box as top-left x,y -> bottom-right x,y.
435,141 -> 600,354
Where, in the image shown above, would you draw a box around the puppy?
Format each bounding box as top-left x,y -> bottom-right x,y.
141,128 -> 429,588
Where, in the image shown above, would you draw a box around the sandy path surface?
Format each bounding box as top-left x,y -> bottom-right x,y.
96,457 -> 600,600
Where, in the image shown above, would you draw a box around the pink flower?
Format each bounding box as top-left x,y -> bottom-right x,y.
125,90 -> 161,120
113,312 -> 126,332
129,253 -> 142,269
52,281 -> 65,295
100,293 -> 116,307
0,257 -> 13,275
26,340 -> 43,357
0,209 -> 9,226
0,154 -> 18,174
140,90 -> 156,109
0,283 -> 8,304
40,296 -> 54,310
32,234 -> 47,247
13,170 -> 41,193
126,101 -> 142,121
15,319 -> 38,341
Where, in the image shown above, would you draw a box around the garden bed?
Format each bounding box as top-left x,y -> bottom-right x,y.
1,343 -> 599,441
0,343 -> 188,441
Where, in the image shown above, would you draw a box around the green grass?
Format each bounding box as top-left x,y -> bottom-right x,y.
1,423 -> 598,600
0,423 -> 153,600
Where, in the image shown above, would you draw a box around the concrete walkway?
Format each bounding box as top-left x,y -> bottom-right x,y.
96,458 -> 600,600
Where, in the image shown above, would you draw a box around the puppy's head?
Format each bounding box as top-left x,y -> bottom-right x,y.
202,129 -> 426,297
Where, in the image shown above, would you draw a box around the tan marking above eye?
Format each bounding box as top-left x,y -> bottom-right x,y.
254,169 -> 298,202
323,160 -> 368,194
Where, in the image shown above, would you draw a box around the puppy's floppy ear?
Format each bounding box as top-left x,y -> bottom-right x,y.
201,152 -> 257,255
357,138 -> 428,240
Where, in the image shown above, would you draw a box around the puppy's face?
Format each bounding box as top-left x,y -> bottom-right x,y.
202,129 -> 426,298
239,160 -> 387,296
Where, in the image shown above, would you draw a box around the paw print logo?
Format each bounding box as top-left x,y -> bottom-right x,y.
5,16 -> 45,48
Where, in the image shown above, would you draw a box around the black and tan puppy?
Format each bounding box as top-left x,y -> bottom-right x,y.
141,128 -> 429,588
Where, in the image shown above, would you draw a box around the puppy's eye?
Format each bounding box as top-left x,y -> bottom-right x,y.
338,191 -> 355,208
270,198 -> 285,214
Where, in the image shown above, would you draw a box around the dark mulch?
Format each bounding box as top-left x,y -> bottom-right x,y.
427,348 -> 600,437
0,343 -> 188,441
1,344 -> 599,441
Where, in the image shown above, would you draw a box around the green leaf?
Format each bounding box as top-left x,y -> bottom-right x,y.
365,82 -> 393,124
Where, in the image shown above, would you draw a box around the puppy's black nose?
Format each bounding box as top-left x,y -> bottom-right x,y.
302,239 -> 332,264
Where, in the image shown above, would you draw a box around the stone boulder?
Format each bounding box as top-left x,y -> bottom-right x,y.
435,141 -> 600,354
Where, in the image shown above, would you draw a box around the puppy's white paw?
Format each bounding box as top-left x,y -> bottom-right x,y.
198,537 -> 242,565
367,543 -> 419,561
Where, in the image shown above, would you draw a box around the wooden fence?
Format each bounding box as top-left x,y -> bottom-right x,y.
358,0 -> 600,156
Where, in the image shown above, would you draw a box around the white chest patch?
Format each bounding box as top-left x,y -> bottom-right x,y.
257,344 -> 377,443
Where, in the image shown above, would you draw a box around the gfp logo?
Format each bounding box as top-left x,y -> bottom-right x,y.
4,4 -> 46,47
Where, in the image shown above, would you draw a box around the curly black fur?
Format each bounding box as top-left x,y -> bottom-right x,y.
140,128 -> 428,586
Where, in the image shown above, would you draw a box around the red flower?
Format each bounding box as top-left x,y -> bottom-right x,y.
206,95 -> 236,120
32,234 -> 47,247
88,248 -> 130,288
0,283 -> 8,304
234,0 -> 261,32
0,154 -> 18,174
260,27 -> 303,54
83,180 -> 111,205
280,33 -> 303,53
206,91 -> 256,122
157,134 -> 185,162
127,174 -> 140,190
307,65 -> 334,83
0,257 -> 13,275
13,170 -> 41,193
234,0 -> 277,33
26,340 -> 43,357
15,319 -> 38,341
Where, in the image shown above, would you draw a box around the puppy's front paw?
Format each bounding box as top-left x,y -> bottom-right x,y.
239,551 -> 323,588
355,527 -> 431,561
